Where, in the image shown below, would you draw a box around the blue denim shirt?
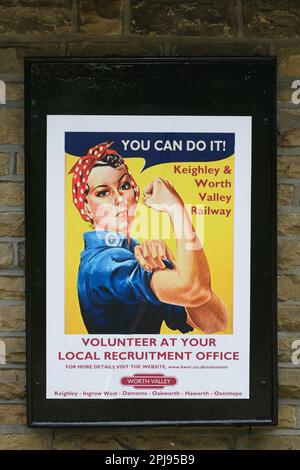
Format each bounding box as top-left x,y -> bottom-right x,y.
77,230 -> 193,334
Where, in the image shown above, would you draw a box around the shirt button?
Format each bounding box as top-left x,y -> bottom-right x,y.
105,232 -> 120,247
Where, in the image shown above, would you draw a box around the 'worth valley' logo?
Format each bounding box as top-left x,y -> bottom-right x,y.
120,374 -> 177,389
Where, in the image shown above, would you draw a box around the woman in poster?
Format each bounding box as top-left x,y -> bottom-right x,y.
69,142 -> 228,335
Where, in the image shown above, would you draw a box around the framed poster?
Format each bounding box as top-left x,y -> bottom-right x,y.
25,57 -> 277,426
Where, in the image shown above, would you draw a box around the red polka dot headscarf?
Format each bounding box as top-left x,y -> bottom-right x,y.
68,141 -> 140,222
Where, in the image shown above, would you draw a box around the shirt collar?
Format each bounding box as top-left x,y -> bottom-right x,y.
83,230 -> 138,251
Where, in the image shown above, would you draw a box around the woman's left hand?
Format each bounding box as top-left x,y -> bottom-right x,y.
134,240 -> 175,273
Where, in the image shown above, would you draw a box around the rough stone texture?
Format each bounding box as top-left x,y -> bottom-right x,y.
53,429 -> 235,450
6,83 -> 24,101
278,213 -> 300,236
172,42 -> 269,56
278,274 -> 300,301
243,0 -> 300,38
278,156 -> 300,179
278,305 -> 300,331
18,242 -> 24,269
245,435 -> 300,450
278,239 -> 300,269
0,305 -> 25,332
130,0 -> 236,37
278,404 -> 296,428
0,182 -> 24,206
53,433 -> 127,450
0,242 -> 14,268
0,153 -> 10,176
0,108 -> 23,145
0,44 -> 63,74
294,187 -> 300,206
67,41 -> 163,57
0,212 -> 24,236
277,46 -> 300,77
278,335 -> 298,362
1,0 -> 69,3
279,368 -> 300,398
278,109 -> 300,147
0,1 -> 72,35
278,108 -> 300,132
277,184 -> 294,205
277,84 -> 293,103
15,153 -> 24,175
280,129 -> 300,147
0,48 -> 20,73
0,276 -> 25,300
80,0 -> 122,34
0,369 -> 26,399
0,433 -> 48,451
17,42 -> 64,64
0,337 -> 25,363
0,404 -> 26,425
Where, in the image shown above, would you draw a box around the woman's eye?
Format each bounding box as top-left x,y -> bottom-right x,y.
95,190 -> 109,198
120,182 -> 131,191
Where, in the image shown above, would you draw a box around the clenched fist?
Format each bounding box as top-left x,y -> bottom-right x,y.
143,177 -> 183,212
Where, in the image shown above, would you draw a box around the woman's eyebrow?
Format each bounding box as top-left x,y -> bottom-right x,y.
93,173 -> 128,191
93,184 -> 109,190
118,172 -> 128,182
92,173 -> 128,191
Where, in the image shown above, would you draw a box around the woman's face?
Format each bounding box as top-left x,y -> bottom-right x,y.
84,164 -> 138,234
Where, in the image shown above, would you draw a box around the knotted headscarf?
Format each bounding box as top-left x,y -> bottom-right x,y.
68,141 -> 140,222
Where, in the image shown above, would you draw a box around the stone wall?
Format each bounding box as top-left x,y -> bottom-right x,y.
0,0 -> 299,450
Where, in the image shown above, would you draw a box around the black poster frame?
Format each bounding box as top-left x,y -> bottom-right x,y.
25,57 -> 277,427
